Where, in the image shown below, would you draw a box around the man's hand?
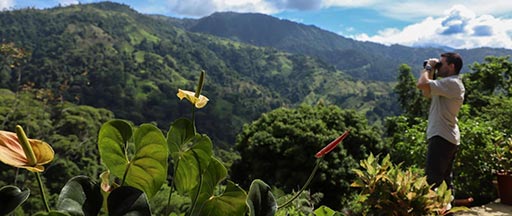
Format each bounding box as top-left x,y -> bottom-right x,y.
425,58 -> 439,79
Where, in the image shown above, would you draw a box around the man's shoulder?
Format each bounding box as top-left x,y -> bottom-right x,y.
436,75 -> 464,86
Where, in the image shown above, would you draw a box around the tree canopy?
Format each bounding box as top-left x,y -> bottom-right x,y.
231,104 -> 383,208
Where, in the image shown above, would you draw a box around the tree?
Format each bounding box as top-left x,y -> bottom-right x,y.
394,64 -> 428,118
230,104 -> 383,209
464,56 -> 512,113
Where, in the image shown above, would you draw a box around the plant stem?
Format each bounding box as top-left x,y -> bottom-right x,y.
188,150 -> 203,216
192,107 -> 196,131
121,162 -> 131,186
278,159 -> 321,209
166,159 -> 179,215
35,172 -> 50,212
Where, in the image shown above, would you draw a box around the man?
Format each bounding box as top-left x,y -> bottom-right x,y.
416,52 -> 465,200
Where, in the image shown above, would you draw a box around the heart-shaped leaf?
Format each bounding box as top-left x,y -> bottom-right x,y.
56,175 -> 103,216
192,180 -> 248,216
190,157 -> 247,216
98,120 -> 133,178
172,134 -> 213,194
125,123 -> 168,198
0,185 -> 30,215
98,120 -> 168,198
247,179 -> 277,216
190,157 -> 228,207
107,186 -> 151,216
167,118 -> 195,158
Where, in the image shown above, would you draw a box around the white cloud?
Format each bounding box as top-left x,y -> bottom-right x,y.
353,5 -> 512,49
165,0 -> 277,17
0,0 -> 14,10
322,0 -> 380,8
58,0 -> 80,6
322,0 -> 512,21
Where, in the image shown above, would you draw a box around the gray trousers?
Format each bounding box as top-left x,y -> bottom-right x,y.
426,135 -> 459,190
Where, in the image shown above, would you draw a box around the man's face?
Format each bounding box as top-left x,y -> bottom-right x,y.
437,57 -> 452,78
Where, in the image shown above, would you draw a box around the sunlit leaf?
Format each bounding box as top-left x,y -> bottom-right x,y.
98,120 -> 168,198
189,158 -> 246,216
125,124 -> 168,198
98,120 -> 133,178
173,135 -> 213,194
314,205 -> 336,216
193,181 -> 247,216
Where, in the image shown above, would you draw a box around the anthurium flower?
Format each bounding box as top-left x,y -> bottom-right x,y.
315,130 -> 350,158
0,130 -> 54,172
177,89 -> 209,108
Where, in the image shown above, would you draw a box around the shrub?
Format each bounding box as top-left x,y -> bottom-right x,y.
351,154 -> 465,215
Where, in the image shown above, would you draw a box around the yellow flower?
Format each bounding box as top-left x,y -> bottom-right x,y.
0,130 -> 54,172
177,89 -> 209,108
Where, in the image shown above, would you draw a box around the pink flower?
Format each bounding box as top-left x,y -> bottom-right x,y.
0,129 -> 54,172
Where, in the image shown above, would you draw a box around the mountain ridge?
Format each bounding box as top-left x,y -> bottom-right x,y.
0,2 -> 397,146
178,11 -> 512,81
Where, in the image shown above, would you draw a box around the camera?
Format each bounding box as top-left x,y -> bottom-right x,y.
423,60 -> 442,70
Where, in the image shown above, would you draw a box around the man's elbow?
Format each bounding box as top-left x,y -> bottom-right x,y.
416,83 -> 431,97
416,83 -> 424,90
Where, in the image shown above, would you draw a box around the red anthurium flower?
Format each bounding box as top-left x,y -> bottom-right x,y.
315,130 -> 350,158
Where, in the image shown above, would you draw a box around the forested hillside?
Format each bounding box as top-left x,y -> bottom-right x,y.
0,2 -> 399,147
182,12 -> 512,81
3,2 -> 512,214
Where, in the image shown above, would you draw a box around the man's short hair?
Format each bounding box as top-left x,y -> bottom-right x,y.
441,52 -> 463,74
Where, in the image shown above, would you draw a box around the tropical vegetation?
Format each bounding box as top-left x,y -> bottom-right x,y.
1,2 -> 512,215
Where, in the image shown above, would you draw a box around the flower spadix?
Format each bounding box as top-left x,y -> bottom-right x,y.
0,126 -> 54,172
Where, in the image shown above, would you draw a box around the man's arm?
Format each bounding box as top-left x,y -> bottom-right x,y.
416,69 -> 432,98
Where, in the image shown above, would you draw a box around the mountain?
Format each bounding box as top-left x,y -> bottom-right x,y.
0,2 -> 397,147
181,12 -> 512,81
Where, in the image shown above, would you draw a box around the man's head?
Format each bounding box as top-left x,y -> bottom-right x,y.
438,52 -> 463,77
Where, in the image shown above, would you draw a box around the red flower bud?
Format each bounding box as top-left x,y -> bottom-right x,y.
315,130 -> 350,158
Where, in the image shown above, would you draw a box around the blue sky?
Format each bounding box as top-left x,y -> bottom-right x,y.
2,0 -> 512,49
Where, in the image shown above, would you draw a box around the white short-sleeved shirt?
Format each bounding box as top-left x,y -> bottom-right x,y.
427,75 -> 465,145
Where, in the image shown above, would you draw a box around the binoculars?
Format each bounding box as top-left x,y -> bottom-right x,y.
423,60 -> 442,70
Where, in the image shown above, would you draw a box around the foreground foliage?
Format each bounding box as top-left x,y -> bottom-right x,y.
351,154 -> 468,215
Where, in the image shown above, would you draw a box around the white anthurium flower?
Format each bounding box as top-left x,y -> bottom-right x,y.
177,89 -> 209,108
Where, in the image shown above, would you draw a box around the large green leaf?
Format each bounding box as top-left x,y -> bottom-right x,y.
107,186 -> 151,216
56,175 -> 103,216
125,123 -> 168,198
167,118 -> 195,159
193,181 -> 248,216
172,135 -> 213,194
190,157 -> 228,207
0,185 -> 30,215
98,120 -> 168,198
247,179 -> 277,216
190,158 -> 247,216
98,120 -> 133,178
